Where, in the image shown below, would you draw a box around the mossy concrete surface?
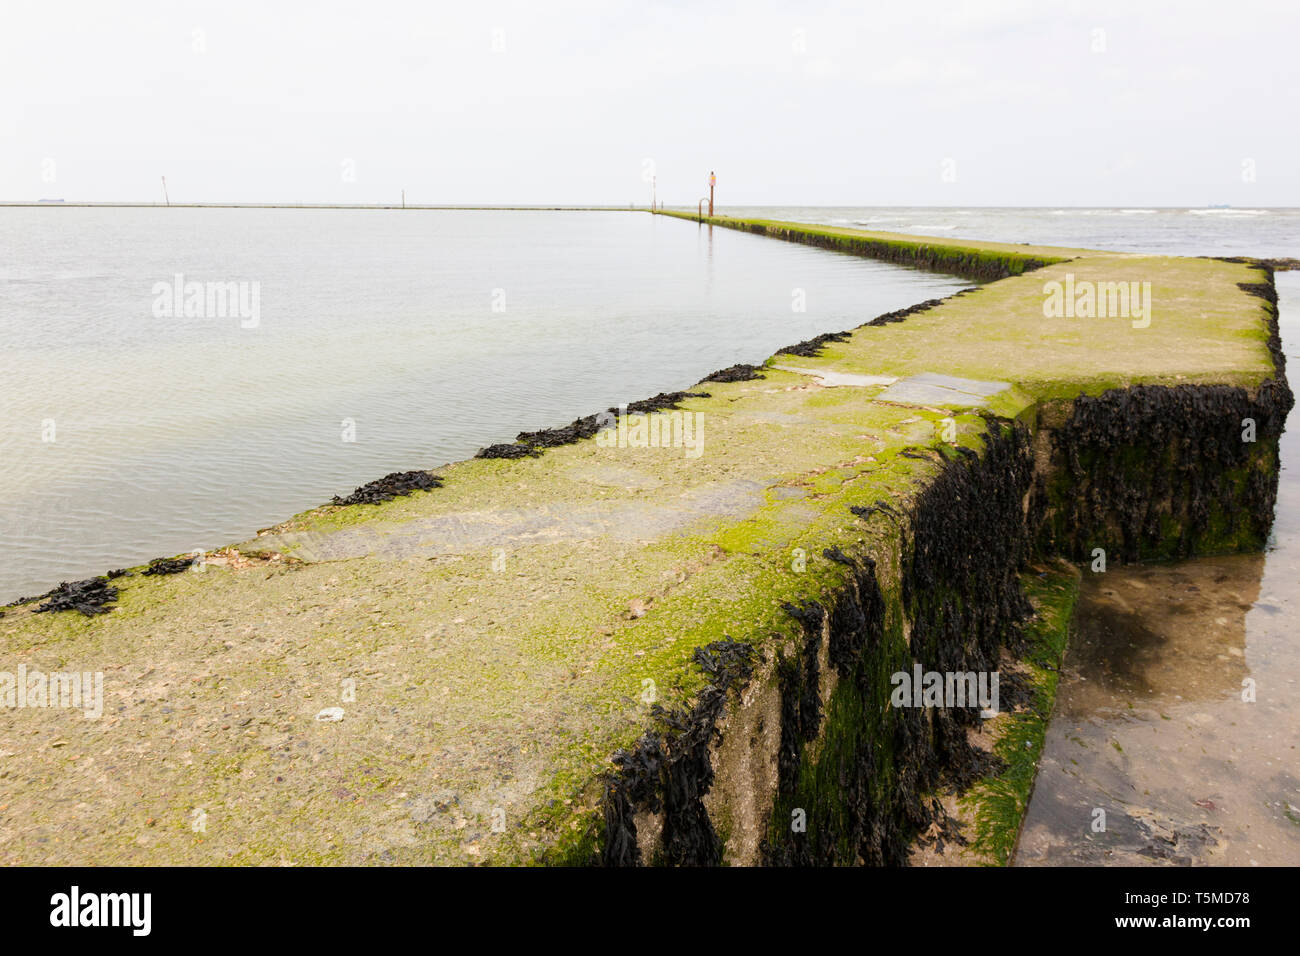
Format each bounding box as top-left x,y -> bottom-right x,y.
655,209 -> 1096,279
0,217 -> 1281,865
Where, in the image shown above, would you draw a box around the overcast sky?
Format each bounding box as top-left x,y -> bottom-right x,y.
3,0 -> 1297,206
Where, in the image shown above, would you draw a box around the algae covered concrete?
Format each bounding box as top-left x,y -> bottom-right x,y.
655,208 -> 1094,279
0,215 -> 1283,866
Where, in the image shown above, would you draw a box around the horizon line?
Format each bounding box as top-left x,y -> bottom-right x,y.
2,201 -> 1295,211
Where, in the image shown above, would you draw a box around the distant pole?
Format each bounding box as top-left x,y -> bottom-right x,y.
161,176 -> 170,206
708,170 -> 715,216
402,189 -> 406,209
651,175 -> 656,212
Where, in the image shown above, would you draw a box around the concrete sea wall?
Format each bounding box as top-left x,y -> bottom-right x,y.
1,215 -> 1287,866
578,216 -> 1292,865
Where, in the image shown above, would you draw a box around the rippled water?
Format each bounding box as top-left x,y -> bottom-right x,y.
0,207 -> 969,600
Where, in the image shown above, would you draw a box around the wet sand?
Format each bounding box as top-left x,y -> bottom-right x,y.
1016,555 -> 1300,865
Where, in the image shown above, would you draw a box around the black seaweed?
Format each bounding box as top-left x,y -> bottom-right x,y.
477,391 -> 709,460
32,577 -> 120,616
701,364 -> 766,383
331,470 -> 444,506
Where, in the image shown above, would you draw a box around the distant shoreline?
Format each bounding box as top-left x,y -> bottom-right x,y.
5,202 -> 1299,210
0,202 -> 640,210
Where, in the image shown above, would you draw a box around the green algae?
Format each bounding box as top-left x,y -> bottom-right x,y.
959,562 -> 1079,866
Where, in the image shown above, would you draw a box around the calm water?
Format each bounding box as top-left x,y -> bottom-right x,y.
1,207 -> 969,600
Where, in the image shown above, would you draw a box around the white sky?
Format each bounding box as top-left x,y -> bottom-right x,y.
2,0 -> 1297,206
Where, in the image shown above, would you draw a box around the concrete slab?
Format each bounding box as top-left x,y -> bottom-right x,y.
875,372 -> 1011,408
904,372 -> 1014,397
770,364 -> 897,388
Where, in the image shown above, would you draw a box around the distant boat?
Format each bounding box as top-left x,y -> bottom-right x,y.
37,198 -> 65,203
1207,203 -> 1231,209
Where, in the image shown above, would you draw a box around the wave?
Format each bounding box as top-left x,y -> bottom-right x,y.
1187,208 -> 1269,216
